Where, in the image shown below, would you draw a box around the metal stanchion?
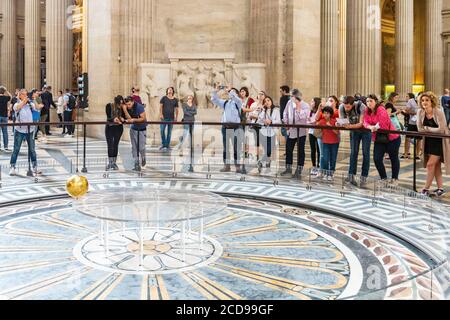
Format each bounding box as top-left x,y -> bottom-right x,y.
241,125 -> 247,175
82,124 -> 88,173
26,125 -> 33,177
256,126 -> 262,174
413,135 -> 417,192
294,127 -> 301,179
189,123 -> 194,173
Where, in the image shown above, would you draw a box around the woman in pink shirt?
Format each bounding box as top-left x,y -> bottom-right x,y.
364,94 -> 401,184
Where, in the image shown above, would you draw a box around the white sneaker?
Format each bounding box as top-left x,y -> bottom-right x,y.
9,167 -> 16,176
327,175 -> 334,182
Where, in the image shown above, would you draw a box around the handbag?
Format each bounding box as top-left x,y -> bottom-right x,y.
71,108 -> 77,121
375,132 -> 389,144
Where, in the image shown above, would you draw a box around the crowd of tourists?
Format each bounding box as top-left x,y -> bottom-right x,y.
0,83 -> 449,197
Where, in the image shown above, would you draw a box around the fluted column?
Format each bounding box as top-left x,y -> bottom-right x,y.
120,0 -> 152,94
338,0 -> 347,96
347,0 -> 382,95
320,0 -> 339,97
0,0 -> 17,90
395,0 -> 414,101
25,0 -> 41,89
46,0 -> 73,92
425,0 -> 443,94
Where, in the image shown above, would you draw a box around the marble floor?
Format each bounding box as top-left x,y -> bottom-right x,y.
0,129 -> 448,300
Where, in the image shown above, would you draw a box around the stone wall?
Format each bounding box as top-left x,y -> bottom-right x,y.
152,0 -> 249,64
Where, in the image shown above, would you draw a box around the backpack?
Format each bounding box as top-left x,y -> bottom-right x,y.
68,94 -> 76,110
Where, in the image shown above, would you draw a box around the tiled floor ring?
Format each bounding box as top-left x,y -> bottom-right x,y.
0,178 -> 446,300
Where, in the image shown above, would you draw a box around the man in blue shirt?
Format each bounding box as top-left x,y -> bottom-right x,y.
123,96 -> 147,171
211,85 -> 244,173
441,88 -> 450,126
9,89 -> 42,176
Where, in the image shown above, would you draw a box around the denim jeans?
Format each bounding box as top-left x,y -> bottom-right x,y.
317,138 -> 324,168
321,143 -> 339,173
0,116 -> 8,149
160,119 -> 174,148
10,131 -> 37,168
349,131 -> 372,177
260,133 -> 275,162
180,124 -> 191,144
63,110 -> 74,135
444,107 -> 450,127
373,137 -> 401,180
222,126 -> 244,165
130,129 -> 147,163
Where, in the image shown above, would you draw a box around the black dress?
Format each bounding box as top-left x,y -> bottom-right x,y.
423,116 -> 443,159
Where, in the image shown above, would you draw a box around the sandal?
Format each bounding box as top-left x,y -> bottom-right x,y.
433,189 -> 445,197
400,153 -> 411,159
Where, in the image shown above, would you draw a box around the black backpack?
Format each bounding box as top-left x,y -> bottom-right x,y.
68,94 -> 76,110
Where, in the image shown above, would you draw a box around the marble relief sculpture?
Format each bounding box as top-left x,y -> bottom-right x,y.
211,65 -> 227,88
194,64 -> 211,109
176,66 -> 195,103
173,61 -> 228,109
235,69 -> 260,98
143,72 -> 165,120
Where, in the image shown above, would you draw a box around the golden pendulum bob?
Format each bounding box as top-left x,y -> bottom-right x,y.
66,175 -> 89,199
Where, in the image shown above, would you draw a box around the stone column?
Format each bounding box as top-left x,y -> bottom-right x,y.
395,0 -> 414,101
24,0 -> 41,89
346,0 -> 382,95
425,0 -> 443,94
338,0 -> 347,96
46,0 -> 73,92
0,0 -> 17,90
120,0 -> 152,95
320,0 -> 339,97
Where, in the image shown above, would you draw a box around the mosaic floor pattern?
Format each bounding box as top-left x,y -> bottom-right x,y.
0,192 -> 446,300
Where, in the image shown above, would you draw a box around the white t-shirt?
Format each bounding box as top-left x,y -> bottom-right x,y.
56,96 -> 64,114
257,107 -> 281,137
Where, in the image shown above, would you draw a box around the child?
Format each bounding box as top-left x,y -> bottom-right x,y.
385,103 -> 403,131
318,106 -> 340,181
